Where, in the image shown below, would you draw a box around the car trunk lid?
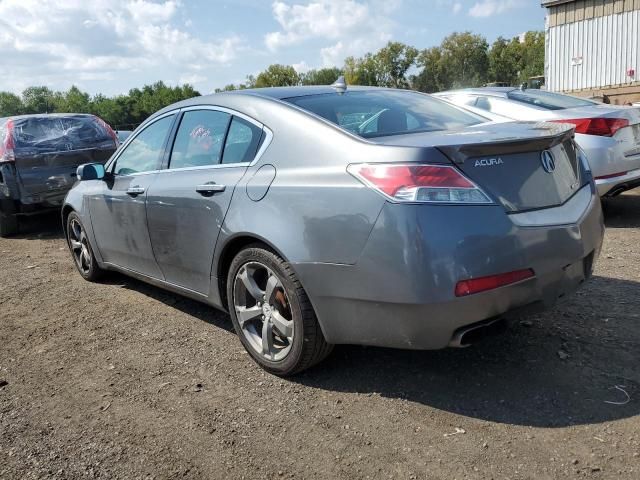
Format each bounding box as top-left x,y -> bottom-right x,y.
369,121 -> 584,212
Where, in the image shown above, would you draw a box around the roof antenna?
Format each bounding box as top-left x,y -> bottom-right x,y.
331,75 -> 347,95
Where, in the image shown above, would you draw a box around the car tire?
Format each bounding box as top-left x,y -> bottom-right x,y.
66,212 -> 104,282
227,245 -> 333,376
0,213 -> 18,238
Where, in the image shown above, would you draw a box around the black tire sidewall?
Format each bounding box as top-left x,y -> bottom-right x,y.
227,247 -> 306,375
66,212 -> 101,281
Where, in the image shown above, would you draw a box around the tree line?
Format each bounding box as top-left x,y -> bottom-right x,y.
0,31 -> 544,130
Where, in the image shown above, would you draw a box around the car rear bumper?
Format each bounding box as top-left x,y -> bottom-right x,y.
577,132 -> 640,196
596,167 -> 640,196
0,163 -> 72,213
294,184 -> 604,350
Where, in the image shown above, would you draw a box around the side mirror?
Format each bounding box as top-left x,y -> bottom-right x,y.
77,163 -> 106,181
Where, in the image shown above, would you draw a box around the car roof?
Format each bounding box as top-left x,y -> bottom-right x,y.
436,87 -> 517,97
0,113 -> 96,122
206,85 -> 396,101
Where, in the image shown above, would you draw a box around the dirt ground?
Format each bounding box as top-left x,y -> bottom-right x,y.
1,192 -> 639,480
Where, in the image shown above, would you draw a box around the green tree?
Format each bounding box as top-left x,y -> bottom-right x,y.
411,47 -> 447,93
373,42 -> 419,88
0,92 -> 23,117
60,86 -> 91,113
488,36 -> 522,85
440,32 -> 489,88
254,64 -> 300,88
519,31 -> 545,83
22,86 -> 55,114
300,67 -> 342,85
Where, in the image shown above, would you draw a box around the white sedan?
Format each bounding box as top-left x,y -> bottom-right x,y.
435,88 -> 640,197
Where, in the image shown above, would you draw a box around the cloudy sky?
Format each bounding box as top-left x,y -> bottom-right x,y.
0,0 -> 545,96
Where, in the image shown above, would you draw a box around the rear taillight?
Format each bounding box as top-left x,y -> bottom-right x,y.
347,163 -> 492,204
94,116 -> 119,147
455,269 -> 535,297
0,119 -> 15,163
553,118 -> 629,137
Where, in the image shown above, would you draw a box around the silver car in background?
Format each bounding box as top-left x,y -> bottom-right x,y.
435,87 -> 640,197
63,86 -> 604,375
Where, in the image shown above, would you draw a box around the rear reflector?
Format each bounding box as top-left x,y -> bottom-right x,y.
553,118 -> 629,137
347,163 -> 492,204
455,269 -> 535,297
594,171 -> 628,180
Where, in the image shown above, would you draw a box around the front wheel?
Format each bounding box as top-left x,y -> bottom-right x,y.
66,212 -> 104,281
227,245 -> 332,376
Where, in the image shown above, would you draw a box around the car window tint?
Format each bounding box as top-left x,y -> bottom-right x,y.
222,117 -> 263,164
285,90 -> 484,138
114,115 -> 174,175
507,89 -> 598,110
170,110 -> 231,169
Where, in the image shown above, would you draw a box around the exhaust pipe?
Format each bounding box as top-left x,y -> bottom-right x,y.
449,318 -> 506,348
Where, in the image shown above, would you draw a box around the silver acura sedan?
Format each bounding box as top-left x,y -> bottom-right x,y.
435,87 -> 640,197
63,84 -> 604,375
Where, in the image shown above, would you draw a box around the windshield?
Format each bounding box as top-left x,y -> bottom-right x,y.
285,90 -> 484,138
506,90 -> 598,111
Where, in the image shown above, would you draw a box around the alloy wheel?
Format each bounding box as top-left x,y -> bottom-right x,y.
233,261 -> 294,361
68,218 -> 92,275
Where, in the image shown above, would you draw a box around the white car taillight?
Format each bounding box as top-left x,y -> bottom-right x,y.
0,119 -> 15,164
347,163 -> 492,204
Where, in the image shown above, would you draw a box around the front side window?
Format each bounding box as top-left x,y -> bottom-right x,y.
114,115 -> 174,175
222,117 -> 264,164
285,90 -> 484,138
169,110 -> 231,169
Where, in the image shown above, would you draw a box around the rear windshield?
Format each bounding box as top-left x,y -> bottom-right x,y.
506,90 -> 598,110
12,115 -> 115,151
285,90 -> 484,138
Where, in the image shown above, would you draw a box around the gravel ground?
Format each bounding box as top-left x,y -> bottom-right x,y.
1,192 -> 639,479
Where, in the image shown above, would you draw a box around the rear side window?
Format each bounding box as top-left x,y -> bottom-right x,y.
285,90 -> 483,138
169,110 -> 231,169
222,117 -> 263,164
506,90 -> 597,110
12,115 -> 115,151
114,115 -> 174,175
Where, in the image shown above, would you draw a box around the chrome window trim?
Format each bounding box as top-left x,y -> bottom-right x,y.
165,105 -> 274,171
107,104 -> 274,178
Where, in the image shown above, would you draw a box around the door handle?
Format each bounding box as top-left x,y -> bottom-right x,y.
196,183 -> 226,196
126,186 -> 146,197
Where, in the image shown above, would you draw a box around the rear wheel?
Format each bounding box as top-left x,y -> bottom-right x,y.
0,213 -> 18,237
227,245 -> 332,376
66,212 -> 104,281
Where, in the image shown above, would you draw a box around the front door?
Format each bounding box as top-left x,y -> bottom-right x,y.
146,109 -> 264,294
89,114 -> 176,278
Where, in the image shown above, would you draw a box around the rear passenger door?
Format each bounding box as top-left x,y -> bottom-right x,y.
145,108 -> 265,295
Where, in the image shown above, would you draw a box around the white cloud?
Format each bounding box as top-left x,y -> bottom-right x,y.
452,2 -> 462,14
265,0 -> 398,67
292,61 -> 311,74
468,0 -> 523,17
0,0 -> 243,93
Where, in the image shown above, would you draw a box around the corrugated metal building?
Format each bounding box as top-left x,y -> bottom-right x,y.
542,0 -> 640,103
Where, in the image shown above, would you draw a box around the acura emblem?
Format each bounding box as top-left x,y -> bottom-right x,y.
541,150 -> 556,173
